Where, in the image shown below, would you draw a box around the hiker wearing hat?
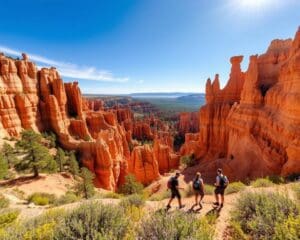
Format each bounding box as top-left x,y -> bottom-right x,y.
191,172 -> 204,210
166,171 -> 185,210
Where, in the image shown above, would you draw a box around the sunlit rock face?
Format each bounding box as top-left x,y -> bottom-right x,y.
181,28 -> 300,180
0,53 -> 178,190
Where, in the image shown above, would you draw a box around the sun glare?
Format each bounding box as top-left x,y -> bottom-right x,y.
239,0 -> 271,9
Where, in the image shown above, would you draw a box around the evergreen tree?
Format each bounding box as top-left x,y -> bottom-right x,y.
76,167 -> 95,199
0,153 -> 8,179
119,174 -> 144,195
2,143 -> 18,167
69,151 -> 79,176
55,147 -> 66,172
16,130 -> 57,177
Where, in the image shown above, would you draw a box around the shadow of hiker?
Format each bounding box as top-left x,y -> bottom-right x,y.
205,206 -> 222,222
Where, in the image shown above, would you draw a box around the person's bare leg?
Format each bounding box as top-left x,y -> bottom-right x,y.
178,197 -> 182,207
221,195 -> 224,205
215,193 -> 219,204
192,193 -> 198,209
167,197 -> 173,207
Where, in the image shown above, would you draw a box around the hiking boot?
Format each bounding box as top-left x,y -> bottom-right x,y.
220,203 -> 223,208
213,202 -> 219,206
179,204 -> 185,209
166,205 -> 171,210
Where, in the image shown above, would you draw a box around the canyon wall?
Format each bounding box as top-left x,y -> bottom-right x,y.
0,53 -> 179,190
181,28 -> 300,180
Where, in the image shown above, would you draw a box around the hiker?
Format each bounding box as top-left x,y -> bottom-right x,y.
213,168 -> 228,208
191,172 -> 204,210
166,171 -> 185,210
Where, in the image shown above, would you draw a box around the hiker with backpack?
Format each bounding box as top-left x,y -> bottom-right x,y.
213,168 -> 229,208
191,172 -> 205,210
166,171 -> 185,210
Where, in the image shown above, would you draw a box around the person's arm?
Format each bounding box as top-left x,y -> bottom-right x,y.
215,176 -> 220,186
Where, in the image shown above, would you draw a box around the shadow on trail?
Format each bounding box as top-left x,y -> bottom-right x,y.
206,206 -> 222,220
0,175 -> 44,187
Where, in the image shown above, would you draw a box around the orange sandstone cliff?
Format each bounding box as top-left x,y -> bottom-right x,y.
0,53 -> 178,190
181,28 -> 300,180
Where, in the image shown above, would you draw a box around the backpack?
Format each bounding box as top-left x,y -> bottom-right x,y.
167,177 -> 175,189
220,175 -> 228,188
193,178 -> 202,190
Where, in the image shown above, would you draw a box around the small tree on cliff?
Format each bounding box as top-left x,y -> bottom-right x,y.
0,153 -> 8,179
76,167 -> 95,199
16,130 -> 57,177
119,174 -> 144,195
55,147 -> 66,172
69,151 -> 79,176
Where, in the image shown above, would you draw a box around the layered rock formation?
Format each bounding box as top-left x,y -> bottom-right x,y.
178,112 -> 199,136
181,28 -> 300,180
0,53 -> 179,189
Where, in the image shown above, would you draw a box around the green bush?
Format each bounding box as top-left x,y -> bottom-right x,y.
28,193 -> 56,206
55,202 -> 130,240
292,183 -> 300,201
273,215 -> 300,240
0,209 -> 20,228
204,184 -> 215,195
226,182 -> 246,195
0,194 -> 9,209
148,190 -> 170,201
267,175 -> 285,184
23,222 -> 56,240
226,221 -> 248,240
232,192 -> 299,239
119,194 -> 145,209
250,178 -> 274,188
53,192 -> 79,206
180,154 -> 196,167
100,191 -> 123,199
118,174 -> 144,195
137,210 -> 214,239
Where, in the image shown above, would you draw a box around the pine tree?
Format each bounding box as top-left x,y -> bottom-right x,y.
2,143 -> 18,167
76,167 -> 95,199
16,130 -> 57,177
69,151 -> 79,176
55,147 -> 66,172
0,153 -> 8,179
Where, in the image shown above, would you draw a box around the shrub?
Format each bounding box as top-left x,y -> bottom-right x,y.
55,202 -> 130,239
148,190 -> 170,201
28,193 -> 56,206
291,183 -> 300,201
285,173 -> 300,182
226,221 -> 248,240
119,194 -> 145,209
0,153 -> 8,180
232,192 -> 299,239
267,175 -> 285,184
53,192 -> 79,206
180,154 -> 196,167
273,215 -> 300,240
0,209 -> 20,228
225,182 -> 246,195
118,174 -> 144,195
137,210 -> 214,239
250,178 -> 274,188
101,191 -> 123,199
0,194 -> 9,209
23,222 -> 56,240
204,184 -> 215,195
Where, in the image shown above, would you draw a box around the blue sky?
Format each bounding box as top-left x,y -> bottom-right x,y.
0,0 -> 299,94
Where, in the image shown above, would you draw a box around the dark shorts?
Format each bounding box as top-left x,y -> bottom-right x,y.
215,186 -> 226,195
171,189 -> 181,199
193,189 -> 204,197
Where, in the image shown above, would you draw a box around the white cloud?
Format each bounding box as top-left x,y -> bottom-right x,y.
137,79 -> 144,84
0,45 -> 128,83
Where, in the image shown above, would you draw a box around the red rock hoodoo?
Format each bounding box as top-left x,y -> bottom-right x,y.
181,28 -> 300,180
0,53 -> 178,190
